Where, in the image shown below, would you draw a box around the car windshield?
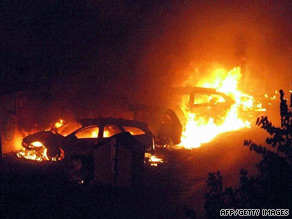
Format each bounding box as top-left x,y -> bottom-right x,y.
55,121 -> 82,137
75,126 -> 99,138
193,94 -> 225,105
123,126 -> 145,135
103,125 -> 122,138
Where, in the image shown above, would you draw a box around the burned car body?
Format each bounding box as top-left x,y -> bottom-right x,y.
21,118 -> 155,162
20,131 -> 65,161
128,104 -> 182,146
172,87 -> 235,124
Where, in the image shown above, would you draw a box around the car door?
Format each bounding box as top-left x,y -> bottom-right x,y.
68,125 -> 101,157
102,124 -> 151,150
121,126 -> 153,152
103,124 -> 123,138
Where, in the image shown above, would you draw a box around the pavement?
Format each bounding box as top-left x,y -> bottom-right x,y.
0,126 -> 269,218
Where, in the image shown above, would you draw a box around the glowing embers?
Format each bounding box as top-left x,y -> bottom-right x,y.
264,90 -> 278,106
144,153 -> 164,167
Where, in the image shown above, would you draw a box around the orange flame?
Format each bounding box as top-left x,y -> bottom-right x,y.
179,67 -> 263,149
145,152 -> 164,167
16,141 -> 50,161
16,119 -> 67,162
54,119 -> 64,128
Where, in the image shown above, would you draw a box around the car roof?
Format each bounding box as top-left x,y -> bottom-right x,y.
172,86 -> 217,95
78,118 -> 151,131
172,86 -> 235,104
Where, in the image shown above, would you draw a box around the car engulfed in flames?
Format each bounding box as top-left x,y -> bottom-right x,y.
16,118 -> 66,161
16,118 -> 163,167
15,66 -> 269,161
17,141 -> 50,162
17,132 -> 65,162
177,67 -> 267,149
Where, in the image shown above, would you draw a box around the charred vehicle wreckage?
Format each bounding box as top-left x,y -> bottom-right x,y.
15,86 -> 264,184
17,118 -> 172,183
16,87 -> 250,162
172,87 -> 265,125
172,87 -> 236,125
19,118 -> 155,161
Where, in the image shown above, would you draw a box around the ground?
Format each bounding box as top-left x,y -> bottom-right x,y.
0,126 -> 269,218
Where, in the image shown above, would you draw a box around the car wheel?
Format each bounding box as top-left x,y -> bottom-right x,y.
69,156 -> 94,184
69,158 -> 84,184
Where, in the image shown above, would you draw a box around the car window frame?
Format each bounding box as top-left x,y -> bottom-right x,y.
102,124 -> 123,138
72,125 -> 101,139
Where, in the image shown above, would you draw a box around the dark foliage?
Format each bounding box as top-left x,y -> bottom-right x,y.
204,89 -> 292,218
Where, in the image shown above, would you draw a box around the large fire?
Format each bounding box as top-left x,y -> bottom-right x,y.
15,67 -> 266,159
16,120 -> 66,162
179,67 -> 265,149
16,141 -> 50,161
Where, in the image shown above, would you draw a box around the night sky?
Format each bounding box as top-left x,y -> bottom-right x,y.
1,0 -> 153,92
1,0 -> 292,120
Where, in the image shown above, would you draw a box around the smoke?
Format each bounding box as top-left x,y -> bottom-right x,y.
132,0 -> 292,98
50,0 -> 292,120
2,0 -> 292,124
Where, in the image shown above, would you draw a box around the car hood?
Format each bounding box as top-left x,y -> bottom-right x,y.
22,131 -> 65,149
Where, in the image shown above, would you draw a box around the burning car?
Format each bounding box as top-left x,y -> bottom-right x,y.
17,118 -> 155,162
173,87 -> 235,125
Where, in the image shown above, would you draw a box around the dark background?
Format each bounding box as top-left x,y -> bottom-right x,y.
1,0 -> 292,121
2,1 -> 292,217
